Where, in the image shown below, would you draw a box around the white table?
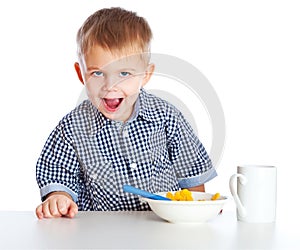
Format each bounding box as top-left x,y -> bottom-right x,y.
0,209 -> 298,249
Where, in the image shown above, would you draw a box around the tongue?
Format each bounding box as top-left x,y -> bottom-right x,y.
105,98 -> 121,109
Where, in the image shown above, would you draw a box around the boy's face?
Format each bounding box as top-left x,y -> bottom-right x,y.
75,45 -> 154,122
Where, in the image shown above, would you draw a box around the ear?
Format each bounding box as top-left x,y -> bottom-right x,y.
74,62 -> 84,85
141,63 -> 155,87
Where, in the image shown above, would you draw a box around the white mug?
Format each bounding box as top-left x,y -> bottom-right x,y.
229,165 -> 277,223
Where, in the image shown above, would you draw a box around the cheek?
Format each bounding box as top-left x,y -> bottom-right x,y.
122,77 -> 144,95
85,81 -> 103,101
85,84 -> 97,97
85,77 -> 103,96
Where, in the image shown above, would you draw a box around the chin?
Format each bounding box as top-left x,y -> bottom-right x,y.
101,111 -> 122,122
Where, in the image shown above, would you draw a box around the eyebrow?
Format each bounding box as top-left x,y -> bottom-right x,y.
87,66 -> 101,72
119,68 -> 137,72
87,67 -> 137,73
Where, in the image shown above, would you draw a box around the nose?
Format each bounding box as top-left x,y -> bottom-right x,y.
102,76 -> 118,91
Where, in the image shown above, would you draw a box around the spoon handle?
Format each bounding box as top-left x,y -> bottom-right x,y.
123,185 -> 171,201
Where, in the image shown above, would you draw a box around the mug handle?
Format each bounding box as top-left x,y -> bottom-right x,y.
229,173 -> 247,217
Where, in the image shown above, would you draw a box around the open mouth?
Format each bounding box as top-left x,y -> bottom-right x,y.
103,98 -> 124,111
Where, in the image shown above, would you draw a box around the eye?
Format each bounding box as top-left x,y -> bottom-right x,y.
93,71 -> 104,77
119,72 -> 131,77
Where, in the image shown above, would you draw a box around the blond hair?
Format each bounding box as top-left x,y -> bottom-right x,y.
76,7 -> 152,59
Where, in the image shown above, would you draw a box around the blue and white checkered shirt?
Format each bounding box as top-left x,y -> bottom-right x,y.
36,89 -> 217,211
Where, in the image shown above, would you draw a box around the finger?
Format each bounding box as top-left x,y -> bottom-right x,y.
67,201 -> 78,218
36,204 -> 44,219
42,201 -> 53,218
57,199 -> 68,216
48,199 -> 61,217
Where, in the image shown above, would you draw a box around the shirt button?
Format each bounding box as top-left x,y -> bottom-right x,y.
130,163 -> 137,170
123,130 -> 129,137
91,173 -> 98,180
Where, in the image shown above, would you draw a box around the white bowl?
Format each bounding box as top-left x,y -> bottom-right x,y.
141,191 -> 227,223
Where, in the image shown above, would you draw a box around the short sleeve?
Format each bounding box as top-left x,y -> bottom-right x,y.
166,107 -> 217,188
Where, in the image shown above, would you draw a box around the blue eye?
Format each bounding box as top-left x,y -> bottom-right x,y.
120,72 -> 130,77
93,71 -> 104,77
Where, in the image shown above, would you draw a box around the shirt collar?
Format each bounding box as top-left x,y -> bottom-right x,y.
137,88 -> 163,123
127,95 -> 140,122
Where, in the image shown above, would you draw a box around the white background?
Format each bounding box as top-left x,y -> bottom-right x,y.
0,0 -> 299,222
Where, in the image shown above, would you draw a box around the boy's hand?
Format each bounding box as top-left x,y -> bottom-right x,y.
36,191 -> 78,219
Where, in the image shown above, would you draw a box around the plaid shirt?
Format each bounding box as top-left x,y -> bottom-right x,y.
36,89 -> 216,211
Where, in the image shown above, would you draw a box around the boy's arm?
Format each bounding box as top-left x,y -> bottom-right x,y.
166,108 -> 217,189
187,184 -> 205,192
36,122 -> 80,207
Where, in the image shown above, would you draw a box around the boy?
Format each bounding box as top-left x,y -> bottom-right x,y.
36,7 -> 217,219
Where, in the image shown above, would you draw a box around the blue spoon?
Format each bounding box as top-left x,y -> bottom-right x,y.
123,185 -> 171,201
